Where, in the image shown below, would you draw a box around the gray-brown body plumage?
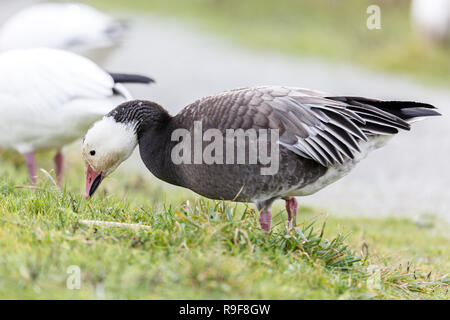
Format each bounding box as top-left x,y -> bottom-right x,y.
120,86 -> 439,211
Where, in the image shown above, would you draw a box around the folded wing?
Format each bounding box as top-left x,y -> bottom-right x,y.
188,86 -> 438,167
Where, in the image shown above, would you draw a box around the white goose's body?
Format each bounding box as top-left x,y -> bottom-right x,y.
0,3 -> 126,63
0,48 -> 152,183
0,49 -> 125,153
411,0 -> 450,42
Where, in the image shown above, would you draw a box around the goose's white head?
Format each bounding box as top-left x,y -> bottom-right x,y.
82,116 -> 137,198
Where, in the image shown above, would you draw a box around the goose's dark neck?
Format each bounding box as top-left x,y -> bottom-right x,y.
138,122 -> 181,186
108,100 -> 181,186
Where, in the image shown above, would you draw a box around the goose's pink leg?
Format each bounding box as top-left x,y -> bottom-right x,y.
24,152 -> 37,184
259,210 -> 272,232
285,197 -> 298,227
53,151 -> 64,185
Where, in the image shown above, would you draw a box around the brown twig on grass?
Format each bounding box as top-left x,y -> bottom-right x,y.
14,185 -> 42,190
79,219 -> 151,230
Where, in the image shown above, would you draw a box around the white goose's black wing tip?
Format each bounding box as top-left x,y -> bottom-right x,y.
108,72 -> 155,84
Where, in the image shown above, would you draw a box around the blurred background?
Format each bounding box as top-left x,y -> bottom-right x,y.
1,0 -> 449,221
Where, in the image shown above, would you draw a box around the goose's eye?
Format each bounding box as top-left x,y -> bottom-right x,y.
90,150 -> 96,156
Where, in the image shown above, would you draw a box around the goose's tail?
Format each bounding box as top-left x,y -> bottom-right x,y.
360,100 -> 441,123
329,97 -> 441,124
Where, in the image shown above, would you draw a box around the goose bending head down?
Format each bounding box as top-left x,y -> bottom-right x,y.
82,86 -> 440,232
0,3 -> 127,64
0,48 -> 154,185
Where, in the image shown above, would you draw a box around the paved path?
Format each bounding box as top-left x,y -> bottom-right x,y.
1,4 -> 449,221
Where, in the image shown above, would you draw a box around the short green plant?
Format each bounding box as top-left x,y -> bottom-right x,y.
0,147 -> 448,299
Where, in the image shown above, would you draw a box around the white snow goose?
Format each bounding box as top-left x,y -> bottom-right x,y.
411,0 -> 450,43
0,3 -> 127,63
0,47 -> 153,185
81,86 -> 440,232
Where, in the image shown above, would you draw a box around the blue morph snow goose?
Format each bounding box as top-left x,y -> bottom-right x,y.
0,3 -> 127,63
81,86 -> 440,232
0,48 -> 153,184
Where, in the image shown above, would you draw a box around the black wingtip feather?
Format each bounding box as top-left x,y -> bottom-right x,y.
109,73 -> 155,84
329,96 -> 440,122
399,108 -> 441,119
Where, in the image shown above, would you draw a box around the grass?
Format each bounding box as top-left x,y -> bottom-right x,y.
0,146 -> 448,299
89,0 -> 450,87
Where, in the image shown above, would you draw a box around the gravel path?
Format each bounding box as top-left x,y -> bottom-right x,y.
1,4 -> 449,221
